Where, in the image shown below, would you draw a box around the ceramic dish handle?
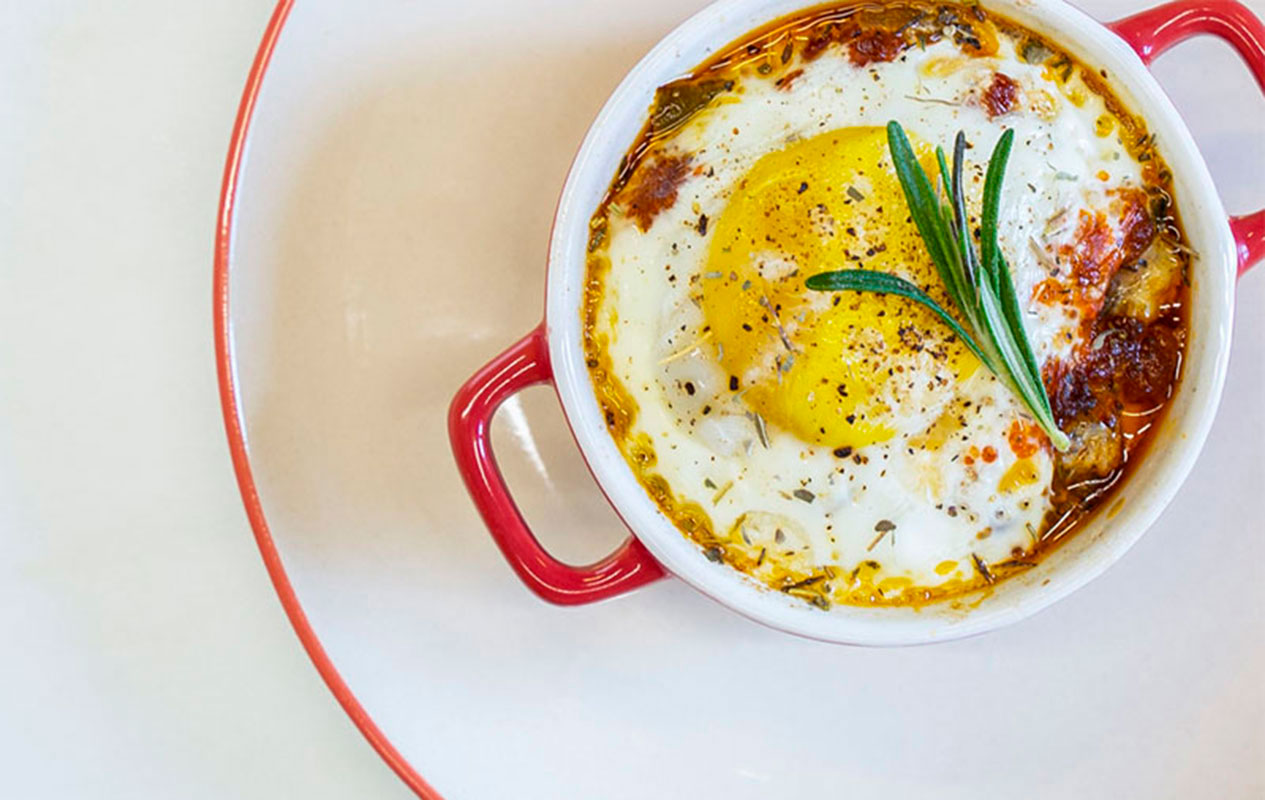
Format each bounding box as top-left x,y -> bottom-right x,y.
1109,0 -> 1265,275
449,324 -> 666,604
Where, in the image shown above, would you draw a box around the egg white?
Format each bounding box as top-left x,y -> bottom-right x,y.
593,33 -> 1147,600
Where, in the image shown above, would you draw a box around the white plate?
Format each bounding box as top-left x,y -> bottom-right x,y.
220,1 -> 1265,797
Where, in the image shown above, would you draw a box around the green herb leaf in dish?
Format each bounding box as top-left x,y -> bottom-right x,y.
806,121 -> 1071,452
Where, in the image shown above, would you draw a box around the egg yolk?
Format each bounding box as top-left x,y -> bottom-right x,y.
701,126 -> 978,449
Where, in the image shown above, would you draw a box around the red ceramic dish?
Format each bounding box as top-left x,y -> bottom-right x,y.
448,0 -> 1264,645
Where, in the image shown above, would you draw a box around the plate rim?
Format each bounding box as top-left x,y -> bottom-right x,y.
212,1 -> 442,797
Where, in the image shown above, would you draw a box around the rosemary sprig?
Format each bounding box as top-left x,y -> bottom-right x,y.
805,121 -> 1070,451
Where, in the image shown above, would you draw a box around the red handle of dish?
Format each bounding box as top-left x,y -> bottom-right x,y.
1109,0 -> 1265,276
448,323 -> 666,604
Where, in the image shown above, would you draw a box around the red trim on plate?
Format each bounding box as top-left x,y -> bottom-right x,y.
448,325 -> 666,604
213,2 -> 443,797
1108,0 -> 1265,275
